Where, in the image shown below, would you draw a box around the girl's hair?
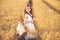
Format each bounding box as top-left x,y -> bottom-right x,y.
24,6 -> 33,19
24,0 -> 32,15
24,0 -> 33,18
24,6 -> 32,15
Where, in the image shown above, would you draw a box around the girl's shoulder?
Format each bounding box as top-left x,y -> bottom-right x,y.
25,13 -> 28,18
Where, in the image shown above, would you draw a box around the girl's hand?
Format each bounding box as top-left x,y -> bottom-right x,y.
31,20 -> 34,24
30,20 -> 34,24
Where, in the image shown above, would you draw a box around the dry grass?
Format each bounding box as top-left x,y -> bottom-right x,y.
33,0 -> 60,40
0,0 -> 28,40
0,0 -> 60,40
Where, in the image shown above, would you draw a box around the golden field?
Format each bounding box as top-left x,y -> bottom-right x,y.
0,0 -> 60,40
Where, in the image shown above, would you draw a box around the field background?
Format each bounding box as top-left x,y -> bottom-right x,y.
0,0 -> 60,40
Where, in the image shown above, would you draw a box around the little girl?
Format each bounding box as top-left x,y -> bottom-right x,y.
23,4 -> 37,40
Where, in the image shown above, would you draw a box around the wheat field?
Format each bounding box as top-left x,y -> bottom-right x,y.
0,0 -> 60,40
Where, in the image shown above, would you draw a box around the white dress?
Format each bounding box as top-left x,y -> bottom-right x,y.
25,13 -> 35,30
25,13 -> 36,39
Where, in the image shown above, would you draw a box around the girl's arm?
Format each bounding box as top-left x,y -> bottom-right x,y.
23,14 -> 29,31
23,14 -> 28,24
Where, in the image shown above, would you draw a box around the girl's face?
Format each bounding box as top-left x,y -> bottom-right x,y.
25,7 -> 31,13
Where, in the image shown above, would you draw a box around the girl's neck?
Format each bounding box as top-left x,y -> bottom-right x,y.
27,12 -> 30,13
26,12 -> 30,14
